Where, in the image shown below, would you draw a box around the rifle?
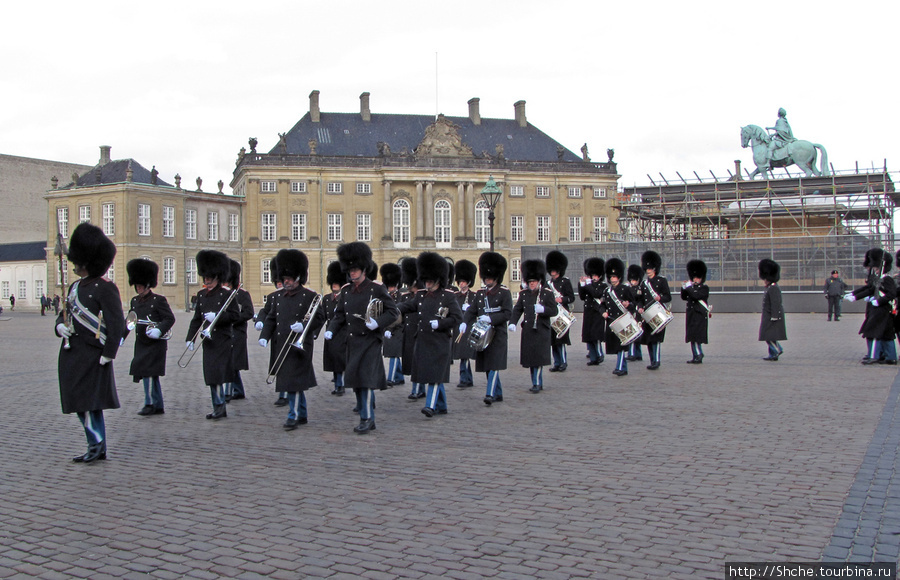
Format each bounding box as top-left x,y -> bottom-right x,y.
53,232 -> 72,349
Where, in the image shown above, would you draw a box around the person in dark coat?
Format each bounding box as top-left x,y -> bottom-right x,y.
255,258 -> 288,405
681,259 -> 710,364
185,250 -> 241,420
579,257 -> 606,366
125,259 -> 175,416
847,248 -> 897,364
758,259 -> 787,361
463,252 -> 512,406
54,223 -> 126,463
399,257 -> 424,400
452,259 -> 478,388
325,242 -> 400,434
226,260 -> 254,401
625,264 -> 645,363
638,250 -> 672,370
509,259 -> 558,392
823,270 -> 848,322
322,261 -> 348,396
380,263 -> 405,386
600,258 -> 638,376
397,252 -> 463,417
260,249 -> 326,429
546,251 -> 575,372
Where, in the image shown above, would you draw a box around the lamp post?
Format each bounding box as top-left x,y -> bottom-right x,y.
480,175 -> 503,252
616,210 -> 631,242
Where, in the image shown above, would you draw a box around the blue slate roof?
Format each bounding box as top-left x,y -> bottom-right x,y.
59,159 -> 171,189
271,112 -> 582,163
0,241 -> 47,262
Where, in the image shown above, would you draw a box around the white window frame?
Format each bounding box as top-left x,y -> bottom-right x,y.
35,279 -> 44,300
537,216 -> 551,243
593,216 -> 608,241
510,215 -> 524,243
569,216 -> 583,242
102,203 -> 115,236
392,199 -> 410,247
261,259 -> 272,285
290,181 -> 307,193
79,205 -> 91,223
261,213 -> 276,242
57,207 -> 69,238
356,183 -> 371,195
138,203 -> 151,236
291,213 -> 307,242
475,200 -> 490,248
567,186 -> 582,199
327,213 -> 342,242
509,185 -> 524,197
229,213 -> 240,242
434,200 -> 451,248
163,257 -> 176,284
594,187 -> 607,199
0,281 -> 8,299
208,211 -> 219,241
187,258 -> 198,285
185,209 -> 197,240
536,186 -> 550,198
18,280 -> 27,300
327,182 -> 343,194
261,180 -> 277,193
106,262 -> 114,284
511,258 -> 522,282
162,205 -> 175,238
357,213 -> 371,242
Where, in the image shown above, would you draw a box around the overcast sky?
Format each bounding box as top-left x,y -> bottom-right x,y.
3,1 -> 897,191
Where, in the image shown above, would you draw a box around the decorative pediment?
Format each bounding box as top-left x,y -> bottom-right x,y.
415,114 -> 473,158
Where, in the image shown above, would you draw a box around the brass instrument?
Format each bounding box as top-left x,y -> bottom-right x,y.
266,293 -> 323,384
178,284 -> 242,368
125,311 -> 173,340
352,298 -> 383,322
548,281 -> 576,338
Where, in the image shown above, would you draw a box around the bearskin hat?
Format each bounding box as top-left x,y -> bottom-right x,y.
444,257 -> 455,286
478,251 -> 508,284
276,249 -> 309,285
336,241 -> 373,274
455,259 -> 477,287
380,263 -> 402,288
641,250 -> 662,273
758,258 -> 780,284
417,252 -> 449,287
400,256 -> 419,289
367,260 -> 379,282
228,260 -> 242,288
865,248 -> 893,273
627,264 -> 644,282
686,259 -> 707,283
605,258 -> 625,281
196,250 -> 231,283
269,257 -> 280,287
522,259 -> 547,282
584,257 -> 605,279
126,258 -> 158,288
67,222 -> 116,278
546,251 -> 568,277
326,261 -> 346,288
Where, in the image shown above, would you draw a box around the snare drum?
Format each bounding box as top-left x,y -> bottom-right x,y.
609,313 -> 643,346
467,319 -> 495,351
641,301 -> 673,335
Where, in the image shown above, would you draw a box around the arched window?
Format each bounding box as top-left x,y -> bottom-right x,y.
475,200 -> 490,248
392,199 -> 410,247
434,199 -> 451,248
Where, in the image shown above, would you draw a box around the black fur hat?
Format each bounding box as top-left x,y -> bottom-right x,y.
67,222 -> 116,278
367,260 -> 378,282
865,248 -> 893,273
269,257 -> 279,287
380,263 -> 402,288
336,241 -> 373,274
687,259 -> 707,283
400,257 -> 419,289
196,250 -> 231,283
584,257 -> 605,279
605,258 -> 625,281
627,264 -> 643,282
478,252 -> 508,284
417,252 -> 449,287
641,250 -> 662,273
326,261 -> 346,288
522,259 -> 547,282
445,257 -> 455,286
546,251 -> 568,277
455,259 -> 477,286
758,258 -> 780,284
276,249 -> 309,285
126,258 -> 158,288
228,260 -> 242,288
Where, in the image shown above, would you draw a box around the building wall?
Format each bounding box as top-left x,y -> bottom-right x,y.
0,260 -> 48,310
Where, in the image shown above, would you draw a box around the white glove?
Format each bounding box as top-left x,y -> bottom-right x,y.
508,323 -> 517,332
146,327 -> 162,340
99,356 -> 112,366
255,320 -> 264,331
579,278 -> 588,287
324,331 -> 333,340
430,320 -> 439,330
864,296 -> 873,303
384,330 -> 392,339
119,337 -> 125,347
290,321 -> 304,333
462,303 -> 470,311
258,338 -> 268,348
204,311 -> 216,322
534,303 -> 545,314
365,318 -> 378,330
872,299 -> 880,307
845,294 -> 857,302
478,314 -> 491,324
56,323 -> 73,338
458,322 -> 467,334
186,341 -> 195,351
682,281 -> 691,289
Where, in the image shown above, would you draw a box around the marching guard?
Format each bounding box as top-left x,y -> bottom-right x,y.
322,261 -> 348,396
847,248 -> 897,364
55,223 -> 126,463
758,259 -> 787,361
681,260 -> 710,364
547,251 -> 575,372
226,260 -> 254,401
600,258 -> 637,376
625,264 -> 645,363
509,259 -> 558,392
125,258 -> 175,416
400,257 -> 424,400
579,258 -> 606,366
638,250 -> 672,370
255,258 -> 287,406
380,263 -> 405,386
452,259 -> 478,388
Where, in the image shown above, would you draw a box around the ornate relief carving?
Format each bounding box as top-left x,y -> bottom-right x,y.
415,115 -> 473,158
570,202 -> 581,210
261,198 -> 277,207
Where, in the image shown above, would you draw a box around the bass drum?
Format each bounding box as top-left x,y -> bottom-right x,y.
467,319 -> 495,352
641,301 -> 673,335
609,313 -> 643,346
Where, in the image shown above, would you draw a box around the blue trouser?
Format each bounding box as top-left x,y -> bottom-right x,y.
387,358 -> 403,383
485,371 -> 502,399
425,383 -> 447,412
879,339 -> 897,361
142,376 -> 163,409
355,388 -> 375,420
615,351 -> 628,372
287,391 -> 307,420
628,342 -> 643,360
409,382 -> 424,396
77,410 -> 105,445
334,372 -> 344,388
587,340 -> 603,363
691,342 -> 704,358
209,384 -> 225,407
530,367 -> 543,387
458,359 -> 473,384
647,343 -> 661,365
552,344 -> 567,368
766,341 -> 783,357
231,371 -> 245,396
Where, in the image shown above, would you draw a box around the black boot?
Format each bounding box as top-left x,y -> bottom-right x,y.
353,419 -> 376,434
206,404 -> 227,420
73,441 -> 106,463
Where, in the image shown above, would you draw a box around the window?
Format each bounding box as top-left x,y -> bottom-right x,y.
569,216 -> 582,242
594,187 -> 607,199
163,257 -> 176,284
106,262 -> 114,283
511,215 -> 524,242
357,213 -> 371,242
102,203 -> 115,236
1,281 -> 8,299
327,213 -> 342,242
187,258 -> 198,285
567,186 -> 582,198
356,183 -> 371,195
79,205 -> 91,223
509,185 -> 524,197
185,209 -> 197,240
291,213 -> 307,242
57,207 -> 69,238
35,279 -> 44,300
511,258 -> 521,282
162,206 -> 175,238
392,199 -> 410,246
537,216 -> 551,243
327,182 -> 343,194
291,181 -> 307,193
208,211 -> 219,241
260,213 -> 276,242
536,186 -> 550,198
261,181 -> 277,193
18,281 -> 27,300
262,259 -> 272,285
475,200 -> 490,247
434,200 -> 451,247
593,216 -> 608,241
58,259 -> 68,287
138,204 -> 151,236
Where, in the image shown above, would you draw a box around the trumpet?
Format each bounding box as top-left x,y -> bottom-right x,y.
178,284 -> 242,368
266,293 -> 323,384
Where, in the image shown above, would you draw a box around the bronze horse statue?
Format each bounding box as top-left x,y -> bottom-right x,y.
741,124 -> 829,179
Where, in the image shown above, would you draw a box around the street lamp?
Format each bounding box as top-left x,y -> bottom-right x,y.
616,210 -> 632,242
480,175 -> 503,252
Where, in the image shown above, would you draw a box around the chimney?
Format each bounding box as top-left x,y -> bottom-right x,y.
514,100 -> 527,128
360,92 -> 371,122
468,97 -> 481,125
99,145 -> 111,165
309,90 -> 320,123
734,159 -> 742,181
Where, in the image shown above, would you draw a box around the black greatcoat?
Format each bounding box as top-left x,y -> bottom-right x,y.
549,276 -> 575,346
854,274 -> 897,340
758,283 -> 788,342
680,282 -> 710,344
381,288 -> 404,358
399,292 -> 419,377
600,283 -> 636,355
261,287 -> 326,392
257,288 -> 284,370
322,291 -> 347,373
510,287 -> 558,367
55,276 -> 126,414
231,288 -> 255,373
127,291 -> 175,381
463,285 -> 512,372
397,289 -> 463,384
579,280 -> 607,343
638,275 -> 672,345
327,278 -> 399,391
186,284 -> 241,386
452,289 -> 477,360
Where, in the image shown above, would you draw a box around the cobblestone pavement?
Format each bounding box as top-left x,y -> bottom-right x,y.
0,311 -> 897,579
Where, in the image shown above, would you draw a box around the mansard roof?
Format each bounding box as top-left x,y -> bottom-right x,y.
0,241 -> 47,262
58,158 -> 171,189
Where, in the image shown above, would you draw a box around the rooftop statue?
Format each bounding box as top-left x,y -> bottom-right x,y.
741,108 -> 829,179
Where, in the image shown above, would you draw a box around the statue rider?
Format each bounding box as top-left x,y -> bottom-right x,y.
765,108 -> 795,169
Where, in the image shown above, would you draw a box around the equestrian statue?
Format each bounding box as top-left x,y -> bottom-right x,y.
741,108 -> 829,179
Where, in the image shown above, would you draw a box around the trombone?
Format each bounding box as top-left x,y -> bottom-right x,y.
178,284 -> 242,368
266,293 -> 322,384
